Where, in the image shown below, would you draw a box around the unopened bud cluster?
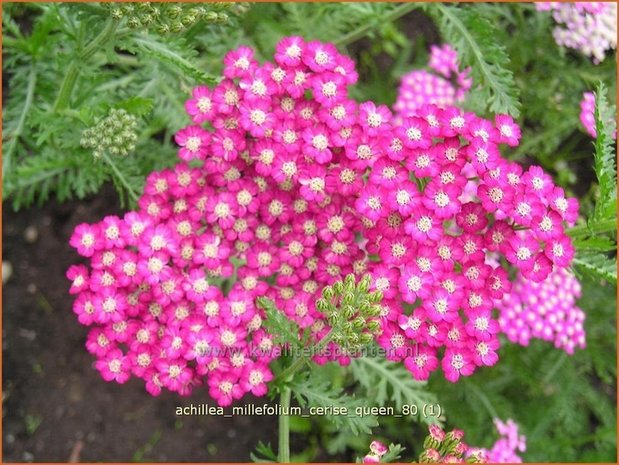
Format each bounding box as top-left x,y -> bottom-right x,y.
105,2 -> 245,34
419,425 -> 485,463
363,419 -> 525,463
81,109 -> 138,158
316,274 -> 383,353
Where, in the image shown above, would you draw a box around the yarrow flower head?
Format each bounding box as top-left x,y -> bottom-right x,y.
68,37 -> 579,406
394,44 -> 472,117
536,2 -> 617,64
496,268 -> 586,354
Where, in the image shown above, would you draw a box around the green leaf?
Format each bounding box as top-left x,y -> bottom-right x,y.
131,36 -> 219,85
591,82 -> 617,222
250,441 -> 277,463
573,236 -> 617,253
350,354 -> 441,425
428,4 -> 520,117
291,371 -> 378,435
114,96 -> 154,117
355,443 -> 404,463
572,251 -> 617,284
257,297 -> 303,349
380,443 -> 405,463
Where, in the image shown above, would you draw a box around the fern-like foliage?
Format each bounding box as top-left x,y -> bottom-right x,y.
570,83 -> 617,284
350,354 -> 440,425
427,4 -> 520,117
591,82 -> 617,222
247,3 -> 414,56
128,35 -> 220,85
573,251 -> 617,284
257,297 -> 304,349
2,3 -> 237,210
291,370 -> 378,436
250,441 -> 278,463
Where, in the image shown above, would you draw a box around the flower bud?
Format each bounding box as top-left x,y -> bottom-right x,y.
343,305 -> 356,319
342,291 -> 354,306
316,298 -> 329,313
367,320 -> 381,334
423,435 -> 440,451
321,285 -> 334,300
203,11 -> 219,23
344,273 -> 355,291
127,17 -> 142,29
170,21 -> 184,33
368,290 -> 383,304
358,274 -> 371,293
365,304 -> 382,318
167,5 -> 182,19
352,316 -> 366,330
111,8 -> 124,20
419,448 -> 441,463
214,13 -> 229,24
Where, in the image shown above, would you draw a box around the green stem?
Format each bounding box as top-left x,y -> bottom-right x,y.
567,219 -> 617,239
542,352 -> 568,384
278,387 -> 292,463
334,3 -> 418,47
102,153 -> 139,204
275,329 -> 334,384
80,19 -> 119,61
465,379 -> 499,419
3,65 -> 37,177
53,19 -> 119,112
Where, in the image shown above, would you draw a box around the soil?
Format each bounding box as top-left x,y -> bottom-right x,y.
2,186 -> 280,462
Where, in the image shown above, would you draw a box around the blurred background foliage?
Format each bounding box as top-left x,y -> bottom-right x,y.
2,2 -> 616,462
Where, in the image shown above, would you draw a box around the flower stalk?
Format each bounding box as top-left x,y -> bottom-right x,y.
53,19 -> 119,112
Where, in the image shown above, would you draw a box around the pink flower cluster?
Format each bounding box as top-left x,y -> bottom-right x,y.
475,418 -> 526,463
68,37 -> 579,404
394,44 -> 472,117
536,2 -> 617,64
362,110 -> 579,382
67,37 -> 372,405
496,268 -> 586,355
580,91 -> 598,138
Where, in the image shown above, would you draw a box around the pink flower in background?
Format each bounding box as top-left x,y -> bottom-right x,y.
496,268 -> 586,354
476,418 -> 526,463
536,2 -> 617,64
580,92 -> 598,137
394,44 -> 473,117
579,91 -> 617,139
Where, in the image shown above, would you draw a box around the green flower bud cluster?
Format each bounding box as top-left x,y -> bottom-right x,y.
418,425 -> 486,463
104,2 -> 248,34
81,109 -> 138,158
316,274 -> 383,354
